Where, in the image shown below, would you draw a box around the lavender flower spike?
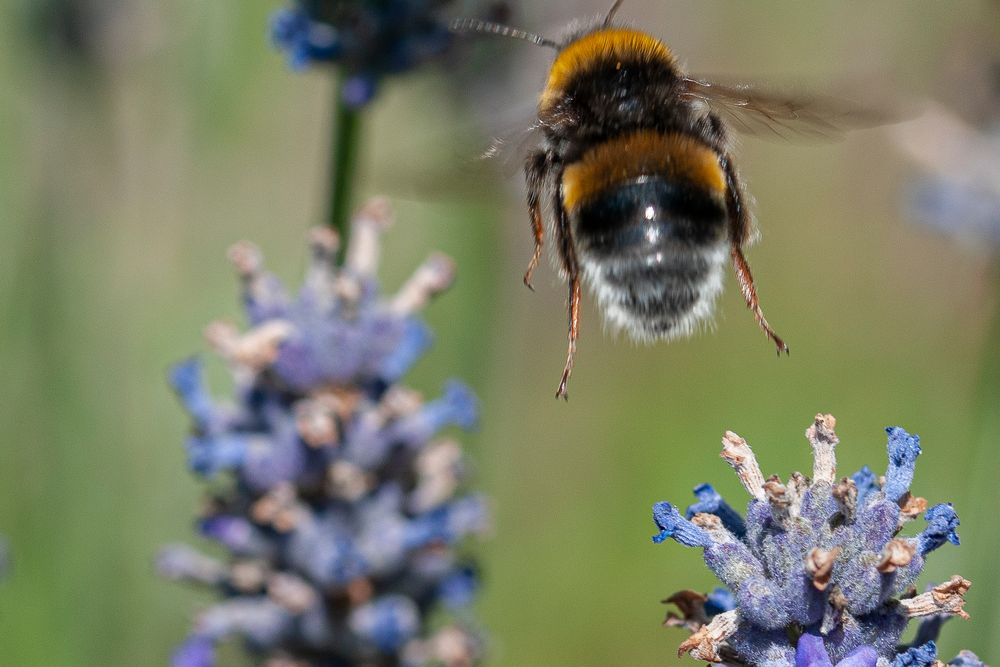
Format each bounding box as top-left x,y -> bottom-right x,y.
651,414 -> 981,666
161,200 -> 488,666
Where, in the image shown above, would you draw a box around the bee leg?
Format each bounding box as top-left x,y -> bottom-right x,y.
556,273 -> 582,400
722,156 -> 790,354
553,176 -> 581,400
730,246 -> 788,354
523,150 -> 549,290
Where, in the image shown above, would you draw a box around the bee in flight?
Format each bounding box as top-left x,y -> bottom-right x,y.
454,1 -> 887,399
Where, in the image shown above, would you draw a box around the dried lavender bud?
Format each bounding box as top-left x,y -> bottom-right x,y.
162,200 -> 487,667
651,415 -> 982,666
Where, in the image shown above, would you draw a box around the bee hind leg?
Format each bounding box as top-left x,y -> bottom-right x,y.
552,171 -> 581,400
556,273 -> 582,400
721,154 -> 789,354
730,245 -> 789,355
523,150 -> 549,290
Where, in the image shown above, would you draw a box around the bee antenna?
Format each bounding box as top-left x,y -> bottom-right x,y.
450,18 -> 560,50
604,0 -> 625,25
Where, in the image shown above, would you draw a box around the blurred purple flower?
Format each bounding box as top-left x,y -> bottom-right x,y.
652,414 -> 983,666
161,199 -> 487,666
270,0 -> 456,106
894,105 -> 1000,248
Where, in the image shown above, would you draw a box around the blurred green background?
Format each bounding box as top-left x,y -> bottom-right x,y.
1,0 -> 999,664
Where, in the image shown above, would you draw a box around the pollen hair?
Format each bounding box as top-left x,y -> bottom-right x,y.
540,29 -> 674,110
562,131 -> 727,212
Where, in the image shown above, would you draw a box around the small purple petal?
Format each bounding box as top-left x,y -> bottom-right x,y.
171,636 -> 215,667
851,465 -> 879,506
686,483 -> 746,538
376,317 -> 432,382
796,633 -> 834,667
388,381 -> 479,446
651,502 -> 712,547
156,544 -> 226,586
891,641 -> 937,667
907,175 -> 1000,246
170,359 -> 215,428
197,598 -> 293,648
438,565 -> 478,609
884,427 -> 921,502
837,646 -> 878,667
404,496 -> 488,549
186,434 -> 248,476
268,7 -> 340,70
198,516 -> 266,556
348,595 -> 420,653
704,587 -> 735,616
918,504 -> 960,555
342,75 -> 379,107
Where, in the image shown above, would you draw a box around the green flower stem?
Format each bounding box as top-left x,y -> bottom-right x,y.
328,77 -> 363,250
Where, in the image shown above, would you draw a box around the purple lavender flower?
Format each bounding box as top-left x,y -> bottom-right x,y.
270,0 -> 457,106
894,105 -> 1000,247
161,199 -> 487,666
652,414 -> 984,666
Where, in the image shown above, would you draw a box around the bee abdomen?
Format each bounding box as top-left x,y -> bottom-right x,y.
560,130 -> 731,341
583,242 -> 728,341
573,176 -> 726,258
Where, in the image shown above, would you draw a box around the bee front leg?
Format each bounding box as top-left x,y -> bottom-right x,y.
523,150 -> 550,290
552,173 -> 582,400
722,156 -> 790,355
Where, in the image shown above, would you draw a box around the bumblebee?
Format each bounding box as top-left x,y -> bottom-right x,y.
455,2 -> 885,399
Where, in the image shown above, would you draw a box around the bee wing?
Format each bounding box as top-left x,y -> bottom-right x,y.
681,76 -> 898,142
479,121 -> 547,177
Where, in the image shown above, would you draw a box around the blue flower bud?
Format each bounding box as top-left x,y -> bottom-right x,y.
919,504 -> 960,555
170,636 -> 215,667
349,595 -> 420,653
651,502 -> 712,547
704,587 -> 735,616
851,465 -> 879,507
169,359 -> 214,428
884,427 -> 921,502
891,641 -> 937,667
686,483 -> 747,538
377,318 -> 432,382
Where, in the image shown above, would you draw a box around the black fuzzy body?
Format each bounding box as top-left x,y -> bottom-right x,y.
534,29 -> 733,340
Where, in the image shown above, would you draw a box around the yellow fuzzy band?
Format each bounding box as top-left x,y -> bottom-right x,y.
561,131 -> 726,212
541,28 -> 674,111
